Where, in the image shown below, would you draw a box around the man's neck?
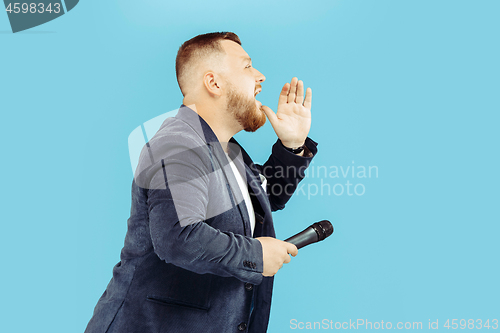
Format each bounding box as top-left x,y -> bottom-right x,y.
183,102 -> 241,151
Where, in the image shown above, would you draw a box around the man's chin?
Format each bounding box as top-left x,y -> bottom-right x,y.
229,94 -> 267,132
244,109 -> 266,132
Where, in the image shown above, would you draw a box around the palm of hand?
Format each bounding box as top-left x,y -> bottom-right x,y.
261,77 -> 312,148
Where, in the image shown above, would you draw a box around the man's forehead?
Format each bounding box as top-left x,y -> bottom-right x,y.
220,39 -> 250,62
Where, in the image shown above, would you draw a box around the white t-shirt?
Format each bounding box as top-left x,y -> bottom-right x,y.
225,153 -> 256,236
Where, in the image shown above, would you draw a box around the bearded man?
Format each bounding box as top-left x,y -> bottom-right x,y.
85,32 -> 318,333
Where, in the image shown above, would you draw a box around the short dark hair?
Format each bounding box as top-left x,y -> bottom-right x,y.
175,32 -> 241,96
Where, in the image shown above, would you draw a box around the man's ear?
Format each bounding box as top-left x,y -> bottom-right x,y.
203,72 -> 223,97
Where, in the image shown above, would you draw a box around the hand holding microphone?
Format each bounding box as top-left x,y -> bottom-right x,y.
256,237 -> 298,277
256,220 -> 333,277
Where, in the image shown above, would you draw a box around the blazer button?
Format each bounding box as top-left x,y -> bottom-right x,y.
244,283 -> 253,291
238,322 -> 247,331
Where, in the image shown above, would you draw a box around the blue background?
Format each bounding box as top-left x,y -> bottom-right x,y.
1,0 -> 499,332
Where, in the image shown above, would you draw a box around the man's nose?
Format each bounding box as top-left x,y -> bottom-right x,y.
254,69 -> 266,83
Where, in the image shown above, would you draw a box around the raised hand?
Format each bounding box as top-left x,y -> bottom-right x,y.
261,77 -> 312,148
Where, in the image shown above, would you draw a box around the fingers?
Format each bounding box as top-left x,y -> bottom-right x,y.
285,242 -> 299,257
287,77 -> 298,103
284,254 -> 291,264
280,78 -> 310,107
278,83 -> 289,105
304,87 -> 312,110
257,237 -> 298,276
260,105 -> 278,124
282,242 -> 296,265
296,80 -> 304,105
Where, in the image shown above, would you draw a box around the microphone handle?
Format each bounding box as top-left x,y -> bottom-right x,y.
284,227 -> 319,249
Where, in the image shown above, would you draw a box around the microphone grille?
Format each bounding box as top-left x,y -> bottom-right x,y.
314,220 -> 334,240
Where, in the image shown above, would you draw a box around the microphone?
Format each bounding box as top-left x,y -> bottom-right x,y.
284,220 -> 334,249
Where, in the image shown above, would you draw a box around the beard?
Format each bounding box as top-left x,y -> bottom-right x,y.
225,82 -> 266,132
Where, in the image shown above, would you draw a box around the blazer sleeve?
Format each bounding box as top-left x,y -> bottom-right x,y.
139,133 -> 265,285
256,137 -> 318,212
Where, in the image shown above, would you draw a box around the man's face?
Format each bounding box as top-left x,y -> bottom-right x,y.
219,40 -> 267,132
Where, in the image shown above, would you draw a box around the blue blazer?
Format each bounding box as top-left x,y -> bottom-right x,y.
84,105 -> 318,333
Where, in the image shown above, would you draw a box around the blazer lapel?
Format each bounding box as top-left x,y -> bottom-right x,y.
175,105 -> 271,237
229,138 -> 272,221
175,105 -> 253,236
211,144 -> 254,237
